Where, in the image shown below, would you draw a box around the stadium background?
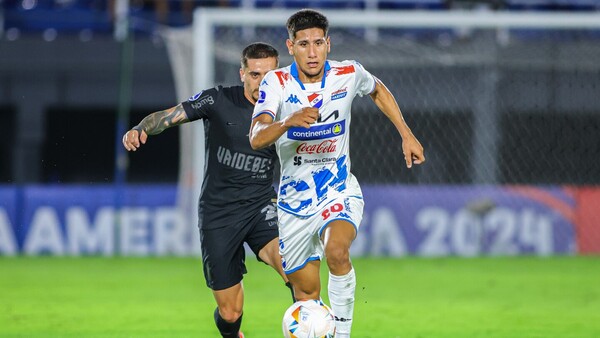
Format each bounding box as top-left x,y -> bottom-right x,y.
1,1 -> 600,337
1,0 -> 599,256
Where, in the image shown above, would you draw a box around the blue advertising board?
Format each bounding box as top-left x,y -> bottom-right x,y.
0,184 -> 576,256
0,186 -> 18,254
355,185 -> 575,256
0,185 -> 201,256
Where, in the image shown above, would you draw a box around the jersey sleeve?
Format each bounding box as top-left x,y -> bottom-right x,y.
181,86 -> 220,121
352,61 -> 377,97
252,71 -> 282,121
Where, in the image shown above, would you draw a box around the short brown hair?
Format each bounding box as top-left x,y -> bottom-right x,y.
241,42 -> 279,68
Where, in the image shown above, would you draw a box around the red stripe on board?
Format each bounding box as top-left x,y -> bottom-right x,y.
506,186 -> 575,223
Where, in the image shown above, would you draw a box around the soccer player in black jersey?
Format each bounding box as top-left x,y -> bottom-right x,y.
122,42 -> 289,338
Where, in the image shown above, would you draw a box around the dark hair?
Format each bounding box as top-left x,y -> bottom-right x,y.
286,9 -> 329,41
241,42 -> 279,68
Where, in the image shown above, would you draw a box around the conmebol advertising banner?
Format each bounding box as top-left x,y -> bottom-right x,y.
0,184 -> 593,256
0,185 -> 200,256
355,185 -> 576,257
0,187 -> 18,255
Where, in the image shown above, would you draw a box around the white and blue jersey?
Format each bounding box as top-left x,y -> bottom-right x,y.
253,60 -> 376,217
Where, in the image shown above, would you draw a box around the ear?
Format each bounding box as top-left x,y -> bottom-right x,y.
239,68 -> 244,82
286,39 -> 294,55
326,36 -> 331,53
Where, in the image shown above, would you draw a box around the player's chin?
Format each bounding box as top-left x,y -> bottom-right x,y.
305,66 -> 323,77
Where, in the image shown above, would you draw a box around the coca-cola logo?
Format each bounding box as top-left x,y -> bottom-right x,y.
296,140 -> 337,154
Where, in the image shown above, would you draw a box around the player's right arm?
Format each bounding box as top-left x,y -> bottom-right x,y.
249,70 -> 318,150
249,107 -> 319,150
122,103 -> 189,151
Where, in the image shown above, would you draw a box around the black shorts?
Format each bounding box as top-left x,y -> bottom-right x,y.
199,199 -> 279,290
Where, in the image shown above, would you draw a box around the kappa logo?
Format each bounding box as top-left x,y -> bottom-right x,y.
285,94 -> 302,105
334,316 -> 352,323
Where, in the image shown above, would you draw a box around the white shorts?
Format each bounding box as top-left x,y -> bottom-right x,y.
278,196 -> 364,274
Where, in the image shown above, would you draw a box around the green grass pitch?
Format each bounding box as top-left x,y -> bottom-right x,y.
1,256 -> 599,337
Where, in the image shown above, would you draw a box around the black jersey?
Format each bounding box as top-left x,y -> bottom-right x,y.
182,85 -> 277,229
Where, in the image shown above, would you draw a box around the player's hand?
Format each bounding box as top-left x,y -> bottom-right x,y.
282,107 -> 319,129
403,135 -> 425,168
122,128 -> 148,151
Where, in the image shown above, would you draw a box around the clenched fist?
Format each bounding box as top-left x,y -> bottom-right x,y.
122,127 -> 148,151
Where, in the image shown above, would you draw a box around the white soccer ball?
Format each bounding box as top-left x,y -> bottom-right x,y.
282,299 -> 336,338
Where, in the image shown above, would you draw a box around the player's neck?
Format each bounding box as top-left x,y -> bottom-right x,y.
298,70 -> 324,85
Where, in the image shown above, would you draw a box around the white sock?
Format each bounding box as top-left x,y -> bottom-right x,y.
328,268 -> 355,337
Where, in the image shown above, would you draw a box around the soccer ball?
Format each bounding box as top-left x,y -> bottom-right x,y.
282,299 -> 336,338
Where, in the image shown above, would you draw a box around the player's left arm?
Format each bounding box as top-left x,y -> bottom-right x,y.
369,78 -> 425,168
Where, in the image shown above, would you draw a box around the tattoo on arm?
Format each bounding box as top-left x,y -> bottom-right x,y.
137,104 -> 189,135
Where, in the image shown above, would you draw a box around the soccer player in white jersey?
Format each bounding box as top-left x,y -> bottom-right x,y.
249,9 -> 425,337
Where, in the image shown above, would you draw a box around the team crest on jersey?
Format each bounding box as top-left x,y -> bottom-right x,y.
308,93 -> 323,108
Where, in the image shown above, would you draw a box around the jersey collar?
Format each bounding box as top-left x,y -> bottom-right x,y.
290,61 -> 331,91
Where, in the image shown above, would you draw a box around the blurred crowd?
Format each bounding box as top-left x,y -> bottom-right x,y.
1,0 -> 598,33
